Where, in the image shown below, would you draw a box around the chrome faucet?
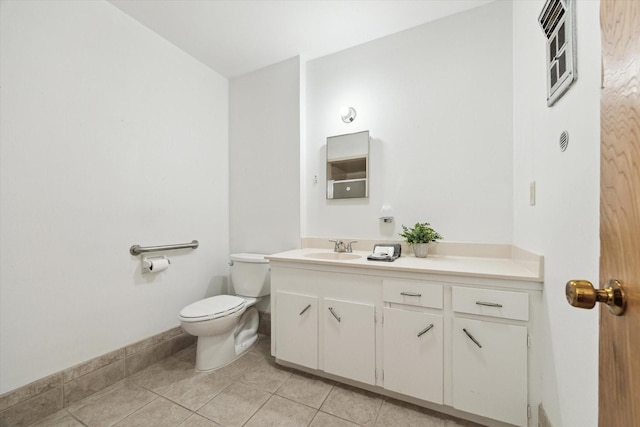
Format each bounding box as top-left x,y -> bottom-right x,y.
329,239 -> 358,253
330,239 -> 346,252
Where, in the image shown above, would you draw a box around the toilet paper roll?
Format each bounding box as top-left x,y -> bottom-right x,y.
143,256 -> 170,273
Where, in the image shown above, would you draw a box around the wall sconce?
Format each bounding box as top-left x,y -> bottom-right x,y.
340,106 -> 357,123
379,204 -> 394,223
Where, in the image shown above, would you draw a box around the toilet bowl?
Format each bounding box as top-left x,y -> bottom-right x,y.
179,253 -> 270,371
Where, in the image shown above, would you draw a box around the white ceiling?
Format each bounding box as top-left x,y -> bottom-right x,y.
108,0 -> 495,78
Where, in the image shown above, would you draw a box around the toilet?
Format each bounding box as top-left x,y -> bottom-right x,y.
179,253 -> 270,371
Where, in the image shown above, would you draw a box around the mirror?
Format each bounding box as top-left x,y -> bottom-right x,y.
326,130 -> 369,199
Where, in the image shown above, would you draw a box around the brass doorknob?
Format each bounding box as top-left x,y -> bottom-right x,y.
565,279 -> 626,316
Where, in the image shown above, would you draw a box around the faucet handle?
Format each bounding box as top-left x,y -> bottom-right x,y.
329,239 -> 345,252
346,241 -> 358,253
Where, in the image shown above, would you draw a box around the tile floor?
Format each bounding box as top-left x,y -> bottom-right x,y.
31,336 -> 482,427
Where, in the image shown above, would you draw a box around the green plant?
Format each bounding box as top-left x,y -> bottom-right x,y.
399,222 -> 443,244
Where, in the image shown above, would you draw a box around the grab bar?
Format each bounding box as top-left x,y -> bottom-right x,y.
130,240 -> 199,256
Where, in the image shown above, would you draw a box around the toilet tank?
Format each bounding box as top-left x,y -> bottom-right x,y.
229,253 -> 270,297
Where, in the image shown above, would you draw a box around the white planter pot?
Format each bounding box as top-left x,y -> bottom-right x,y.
413,243 -> 430,258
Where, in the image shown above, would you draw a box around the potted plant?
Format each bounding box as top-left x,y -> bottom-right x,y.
399,222 -> 443,258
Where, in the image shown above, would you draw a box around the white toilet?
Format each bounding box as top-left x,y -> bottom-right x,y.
179,253 -> 270,371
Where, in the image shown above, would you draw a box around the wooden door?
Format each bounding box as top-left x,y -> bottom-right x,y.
599,0 -> 640,424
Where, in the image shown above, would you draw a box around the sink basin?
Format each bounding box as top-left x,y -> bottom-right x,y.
304,252 -> 362,261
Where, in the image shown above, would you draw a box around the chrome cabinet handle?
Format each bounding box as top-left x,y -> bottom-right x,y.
328,307 -> 341,322
400,292 -> 422,297
299,304 -> 311,316
475,301 -> 503,308
463,328 -> 482,348
417,324 -> 434,337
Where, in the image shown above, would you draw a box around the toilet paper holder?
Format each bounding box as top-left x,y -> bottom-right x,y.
142,256 -> 171,273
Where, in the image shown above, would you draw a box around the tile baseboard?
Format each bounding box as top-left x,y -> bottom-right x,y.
0,327 -> 195,427
539,403 -> 553,427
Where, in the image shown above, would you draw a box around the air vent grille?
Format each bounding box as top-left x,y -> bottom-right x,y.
538,0 -> 577,107
539,0 -> 566,37
559,131 -> 569,152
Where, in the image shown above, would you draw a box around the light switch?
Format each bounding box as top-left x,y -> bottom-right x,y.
530,182 -> 536,206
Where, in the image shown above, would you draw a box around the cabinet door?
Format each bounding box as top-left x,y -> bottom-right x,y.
323,298 -> 376,385
383,307 -> 443,404
452,317 -> 528,427
275,291 -> 318,369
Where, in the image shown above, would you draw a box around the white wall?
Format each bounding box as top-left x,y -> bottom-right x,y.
0,0 -> 229,394
512,1 -> 601,426
229,57 -> 301,256
304,1 -> 514,244
1,4 -> 603,425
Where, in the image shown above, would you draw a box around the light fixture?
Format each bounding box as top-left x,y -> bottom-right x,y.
379,204 -> 394,223
340,106 -> 356,123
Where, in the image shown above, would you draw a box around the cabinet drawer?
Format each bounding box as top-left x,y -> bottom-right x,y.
383,280 -> 443,309
452,287 -> 529,321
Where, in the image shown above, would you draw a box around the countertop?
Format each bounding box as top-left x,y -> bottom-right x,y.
266,243 -> 543,283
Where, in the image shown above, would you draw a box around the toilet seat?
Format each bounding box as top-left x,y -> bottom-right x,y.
179,295 -> 246,322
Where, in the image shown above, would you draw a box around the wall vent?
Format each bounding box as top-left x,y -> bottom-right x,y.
538,0 -> 577,107
559,130 -> 569,152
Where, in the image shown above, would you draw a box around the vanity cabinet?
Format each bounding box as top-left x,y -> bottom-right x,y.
274,291 -> 318,369
382,279 -> 444,404
271,266 -> 380,386
323,298 -> 376,385
451,286 -> 530,426
383,307 -> 443,403
269,252 -> 542,427
452,318 -> 528,426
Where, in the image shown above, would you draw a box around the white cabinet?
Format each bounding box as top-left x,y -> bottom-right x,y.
323,298 -> 376,385
270,260 -> 541,427
452,317 -> 528,426
381,278 -> 444,404
452,285 -> 531,426
383,307 -> 443,404
382,279 -> 443,309
452,286 -> 529,321
271,267 -> 379,386
274,291 -> 318,369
